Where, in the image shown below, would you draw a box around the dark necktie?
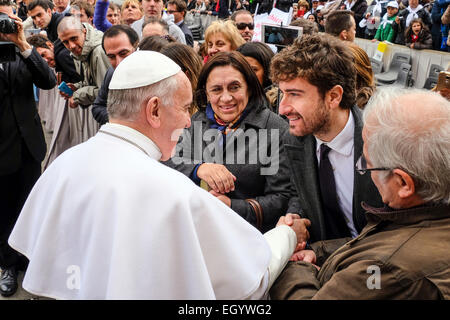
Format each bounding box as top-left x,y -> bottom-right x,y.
318,144 -> 351,239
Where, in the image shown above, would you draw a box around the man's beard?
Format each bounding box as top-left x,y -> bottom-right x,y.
303,99 -> 331,137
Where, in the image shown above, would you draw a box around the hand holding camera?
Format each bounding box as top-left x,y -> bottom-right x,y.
0,12 -> 31,52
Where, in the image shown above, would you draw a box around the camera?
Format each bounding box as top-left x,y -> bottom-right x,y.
0,12 -> 18,34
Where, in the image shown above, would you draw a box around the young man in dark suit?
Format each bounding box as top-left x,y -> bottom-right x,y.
167,0 -> 194,47
271,33 -> 382,242
0,0 -> 56,297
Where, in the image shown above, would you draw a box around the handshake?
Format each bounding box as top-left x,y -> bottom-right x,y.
276,214 -> 318,267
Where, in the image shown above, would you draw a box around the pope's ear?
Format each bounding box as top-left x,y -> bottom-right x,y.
145,97 -> 161,128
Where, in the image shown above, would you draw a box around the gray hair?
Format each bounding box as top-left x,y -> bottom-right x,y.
363,87 -> 450,205
57,16 -> 84,34
107,74 -> 179,121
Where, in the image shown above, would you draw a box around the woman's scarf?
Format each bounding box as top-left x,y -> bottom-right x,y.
206,103 -> 252,136
406,4 -> 423,28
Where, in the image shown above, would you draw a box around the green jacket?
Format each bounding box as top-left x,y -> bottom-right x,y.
374,14 -> 397,42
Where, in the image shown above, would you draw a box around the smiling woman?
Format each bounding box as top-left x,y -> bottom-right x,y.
204,20 -> 245,62
165,51 -> 293,232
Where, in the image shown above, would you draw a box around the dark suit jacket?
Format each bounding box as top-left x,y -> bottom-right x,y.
165,103 -> 293,233
0,48 -> 57,175
92,66 -> 114,125
178,20 -> 194,47
284,106 -> 383,242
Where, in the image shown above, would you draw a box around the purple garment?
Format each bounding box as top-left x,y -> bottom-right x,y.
94,0 -> 112,32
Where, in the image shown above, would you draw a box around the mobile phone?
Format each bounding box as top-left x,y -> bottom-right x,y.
58,81 -> 73,96
436,71 -> 450,91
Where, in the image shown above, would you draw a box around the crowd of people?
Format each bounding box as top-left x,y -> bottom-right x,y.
0,0 -> 449,300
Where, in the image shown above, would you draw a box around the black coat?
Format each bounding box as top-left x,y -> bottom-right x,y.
40,12 -> 82,83
92,66 -> 114,125
275,0 -> 294,13
178,20 -> 194,47
283,106 -> 383,242
165,104 -> 293,233
0,48 -> 57,175
349,0 -> 369,38
404,28 -> 433,49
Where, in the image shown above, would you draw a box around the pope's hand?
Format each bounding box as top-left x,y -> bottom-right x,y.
276,214 -> 311,247
277,214 -> 311,244
197,163 -> 236,194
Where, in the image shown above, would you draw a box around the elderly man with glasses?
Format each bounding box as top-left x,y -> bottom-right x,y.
270,87 -> 450,300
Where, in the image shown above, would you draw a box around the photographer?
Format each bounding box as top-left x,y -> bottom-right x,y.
0,0 -> 56,297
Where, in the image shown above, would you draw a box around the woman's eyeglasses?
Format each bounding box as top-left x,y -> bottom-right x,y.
355,155 -> 392,175
236,22 -> 254,30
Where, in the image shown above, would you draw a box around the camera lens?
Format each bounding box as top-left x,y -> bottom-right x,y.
0,12 -> 17,34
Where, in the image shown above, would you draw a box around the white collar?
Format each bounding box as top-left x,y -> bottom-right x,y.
315,111 -> 354,157
99,123 -> 162,161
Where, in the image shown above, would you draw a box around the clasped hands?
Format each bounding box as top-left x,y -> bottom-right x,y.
197,163 -> 236,207
278,214 -> 320,270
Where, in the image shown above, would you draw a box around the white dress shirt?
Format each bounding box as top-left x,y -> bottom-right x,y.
315,112 -> 358,238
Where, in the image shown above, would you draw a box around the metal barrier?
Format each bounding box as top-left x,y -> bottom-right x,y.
355,38 -> 450,89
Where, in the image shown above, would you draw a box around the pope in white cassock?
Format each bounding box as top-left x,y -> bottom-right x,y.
8,51 -> 304,299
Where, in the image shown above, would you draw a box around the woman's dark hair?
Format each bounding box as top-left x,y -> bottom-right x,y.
161,43 -> 203,114
236,41 -> 274,89
404,18 -> 428,39
138,35 -> 174,51
195,51 -> 267,110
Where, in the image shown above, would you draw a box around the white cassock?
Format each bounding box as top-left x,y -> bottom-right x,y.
9,123 -> 296,300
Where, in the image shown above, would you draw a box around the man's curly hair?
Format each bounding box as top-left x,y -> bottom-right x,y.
270,33 -> 357,110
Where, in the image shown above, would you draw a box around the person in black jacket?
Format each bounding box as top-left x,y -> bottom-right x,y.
271,33 -> 383,242
339,0 -> 368,38
275,0 -> 294,13
404,17 -> 433,49
0,0 -> 56,297
392,0 -> 432,45
92,25 -> 138,125
28,0 -> 81,83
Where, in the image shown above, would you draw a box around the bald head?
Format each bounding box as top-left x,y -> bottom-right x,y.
57,16 -> 86,56
363,87 -> 450,205
57,16 -> 84,35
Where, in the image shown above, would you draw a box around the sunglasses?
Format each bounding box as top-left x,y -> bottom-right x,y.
236,22 -> 254,30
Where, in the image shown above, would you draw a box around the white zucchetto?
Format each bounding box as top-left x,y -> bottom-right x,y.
109,50 -> 181,90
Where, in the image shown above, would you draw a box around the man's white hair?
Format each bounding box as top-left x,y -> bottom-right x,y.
363,87 -> 450,205
107,74 -> 179,121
